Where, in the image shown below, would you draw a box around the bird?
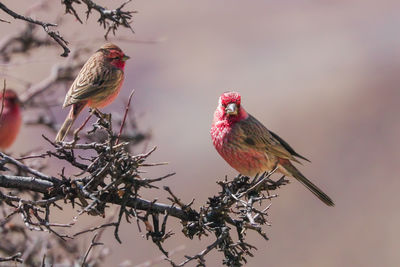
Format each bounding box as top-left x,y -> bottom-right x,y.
210,91 -> 334,206
55,43 -> 130,142
0,89 -> 22,150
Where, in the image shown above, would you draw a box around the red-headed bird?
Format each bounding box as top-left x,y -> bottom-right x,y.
55,43 -> 130,142
0,89 -> 22,150
211,91 -> 334,206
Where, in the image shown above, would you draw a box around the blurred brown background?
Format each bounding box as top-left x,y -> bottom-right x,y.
2,0 -> 400,266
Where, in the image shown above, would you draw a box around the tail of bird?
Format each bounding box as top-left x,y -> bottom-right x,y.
55,103 -> 85,142
280,159 -> 334,206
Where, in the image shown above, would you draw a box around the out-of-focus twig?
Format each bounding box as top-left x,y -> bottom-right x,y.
0,23 -> 53,62
20,46 -> 88,103
0,252 -> 23,263
0,2 -> 70,56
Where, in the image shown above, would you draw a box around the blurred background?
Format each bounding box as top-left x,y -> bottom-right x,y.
2,0 -> 400,266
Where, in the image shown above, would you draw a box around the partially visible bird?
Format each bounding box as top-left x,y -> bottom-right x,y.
0,89 -> 22,150
55,43 -> 130,142
211,91 -> 334,206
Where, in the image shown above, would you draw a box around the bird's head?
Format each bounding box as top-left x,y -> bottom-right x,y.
216,91 -> 248,123
99,43 -> 130,70
1,89 -> 21,109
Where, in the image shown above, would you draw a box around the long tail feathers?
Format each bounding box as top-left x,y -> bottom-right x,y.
282,161 -> 334,206
55,103 -> 85,142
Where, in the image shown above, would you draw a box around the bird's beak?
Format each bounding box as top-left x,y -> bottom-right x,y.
225,103 -> 238,116
122,55 -> 130,61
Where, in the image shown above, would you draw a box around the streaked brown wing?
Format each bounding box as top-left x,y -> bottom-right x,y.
269,130 -> 310,162
236,114 -> 298,162
64,56 -> 123,107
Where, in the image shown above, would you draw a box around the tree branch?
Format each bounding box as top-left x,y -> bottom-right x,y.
0,174 -> 55,194
62,0 -> 136,39
0,173 -> 189,220
0,252 -> 23,263
0,2 -> 70,56
0,101 -> 286,266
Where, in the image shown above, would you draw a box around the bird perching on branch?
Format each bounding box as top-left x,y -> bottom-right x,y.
211,91 -> 334,206
55,43 -> 130,142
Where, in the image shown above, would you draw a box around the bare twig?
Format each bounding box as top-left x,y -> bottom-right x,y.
0,151 -> 57,183
62,0 -> 136,39
0,23 -> 53,62
0,2 -> 70,56
167,228 -> 229,267
81,234 -> 103,267
116,88 -> 135,145
0,252 -> 23,263
20,46 -> 87,103
74,222 -> 118,237
0,18 -> 10,23
134,245 -> 185,267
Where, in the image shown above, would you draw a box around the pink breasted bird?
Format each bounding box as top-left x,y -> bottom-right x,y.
0,89 -> 22,150
211,91 -> 334,206
55,43 -> 130,142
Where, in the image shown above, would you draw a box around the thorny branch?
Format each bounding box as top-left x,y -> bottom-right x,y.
62,0 -> 136,39
0,2 -> 70,57
1,71 -> 290,264
0,106 -> 289,266
0,0 -> 136,58
0,3 -> 288,263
